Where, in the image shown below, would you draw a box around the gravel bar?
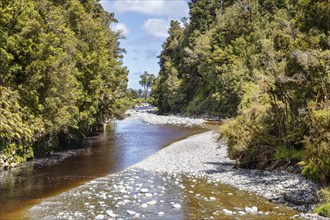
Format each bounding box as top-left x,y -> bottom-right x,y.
134,131 -> 321,215
126,109 -> 205,127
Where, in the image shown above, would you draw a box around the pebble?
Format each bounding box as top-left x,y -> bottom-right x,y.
106,210 -> 117,218
173,204 -> 181,209
127,210 -> 136,215
238,211 -> 246,215
140,188 -> 148,193
140,203 -> 148,208
245,206 -> 258,214
95,214 -> 105,220
145,193 -> 153,197
223,209 -> 233,215
147,200 -> 157,205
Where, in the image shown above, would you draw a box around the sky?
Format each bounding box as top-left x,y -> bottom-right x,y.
100,0 -> 189,90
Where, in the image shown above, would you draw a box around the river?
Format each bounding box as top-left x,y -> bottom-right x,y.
0,117 -> 299,219
0,118 -> 203,219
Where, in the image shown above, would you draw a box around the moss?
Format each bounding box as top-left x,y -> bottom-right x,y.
315,203 -> 330,217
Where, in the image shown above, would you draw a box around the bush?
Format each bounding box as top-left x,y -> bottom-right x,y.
315,203 -> 330,217
220,102 -> 277,169
303,101 -> 330,185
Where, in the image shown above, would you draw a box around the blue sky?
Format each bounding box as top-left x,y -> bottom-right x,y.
100,0 -> 189,90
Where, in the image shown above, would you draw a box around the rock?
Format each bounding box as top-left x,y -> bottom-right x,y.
223,209 -> 233,215
284,190 -> 318,205
117,201 -> 124,206
245,206 -> 258,214
172,204 -> 181,209
140,203 -> 148,208
158,212 -> 165,215
238,211 -> 246,215
147,200 -> 157,205
106,210 -> 117,218
140,188 -> 149,193
145,193 -> 153,197
127,210 -> 136,215
95,214 -> 105,220
209,197 -> 216,201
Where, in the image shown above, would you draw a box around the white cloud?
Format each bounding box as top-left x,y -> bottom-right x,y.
142,19 -> 169,38
111,23 -> 130,37
111,0 -> 188,17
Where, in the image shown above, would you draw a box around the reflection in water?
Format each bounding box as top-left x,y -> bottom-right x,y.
0,118 -> 201,218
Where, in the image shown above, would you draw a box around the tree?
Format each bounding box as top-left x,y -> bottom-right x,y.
0,0 -> 129,167
139,71 -> 155,99
152,0 -> 330,184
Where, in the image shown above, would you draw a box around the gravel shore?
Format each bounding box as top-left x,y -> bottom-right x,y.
126,107 -> 205,127
134,131 -> 320,213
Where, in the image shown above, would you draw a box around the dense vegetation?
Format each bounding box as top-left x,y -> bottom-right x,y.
0,0 -> 129,168
151,0 -> 329,185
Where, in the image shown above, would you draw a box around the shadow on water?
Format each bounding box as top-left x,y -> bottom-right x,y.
0,118 -> 204,219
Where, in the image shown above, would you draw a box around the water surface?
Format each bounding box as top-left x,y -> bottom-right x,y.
0,118 -> 203,218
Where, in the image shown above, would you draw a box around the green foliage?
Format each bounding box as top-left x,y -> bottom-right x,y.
0,0 -> 128,166
302,101 -> 330,184
315,189 -> 330,217
152,0 -> 330,183
315,203 -> 330,218
139,71 -> 155,99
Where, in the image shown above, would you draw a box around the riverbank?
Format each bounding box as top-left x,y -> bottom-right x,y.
130,106 -> 321,210
126,106 -> 205,127
28,130 -> 323,219
134,131 -> 324,218
26,110 -> 326,219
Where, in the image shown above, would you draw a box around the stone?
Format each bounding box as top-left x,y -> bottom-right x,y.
238,211 -> 246,215
140,188 -> 149,193
127,210 -> 136,215
106,210 -> 117,218
223,209 -> 233,215
245,206 -> 258,214
145,193 -> 153,197
158,212 -> 165,215
251,206 -> 258,214
95,214 -> 105,220
209,197 -> 216,201
172,204 -> 181,209
147,200 -> 157,205
141,203 -> 148,208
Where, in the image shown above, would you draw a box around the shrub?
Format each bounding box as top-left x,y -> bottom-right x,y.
303,101 -> 330,185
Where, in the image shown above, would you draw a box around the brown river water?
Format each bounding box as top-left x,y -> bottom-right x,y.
0,118 -> 204,219
0,118 -> 298,219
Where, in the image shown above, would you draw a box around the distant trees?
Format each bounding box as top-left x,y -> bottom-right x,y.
151,0 -> 330,184
139,71 -> 155,99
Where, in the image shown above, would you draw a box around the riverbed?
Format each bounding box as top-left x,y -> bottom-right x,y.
0,118 -> 203,219
0,110 -> 320,219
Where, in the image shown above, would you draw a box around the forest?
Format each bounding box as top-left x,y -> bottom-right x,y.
0,0 -> 129,167
151,0 -> 329,185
